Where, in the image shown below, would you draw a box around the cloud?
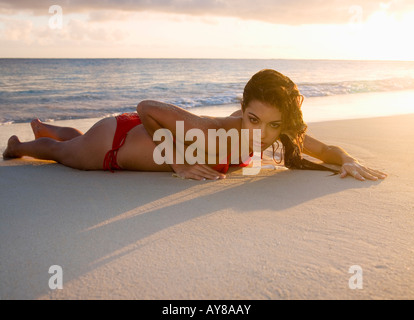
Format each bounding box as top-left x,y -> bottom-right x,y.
0,14 -> 128,47
87,10 -> 135,22
1,0 -> 413,25
0,17 -> 33,43
65,19 -> 128,42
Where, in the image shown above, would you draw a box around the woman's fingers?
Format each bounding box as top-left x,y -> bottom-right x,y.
340,162 -> 387,181
194,164 -> 226,180
341,169 -> 366,181
173,171 -> 209,181
173,164 -> 226,181
352,170 -> 366,181
357,166 -> 387,180
359,170 -> 378,181
365,167 -> 387,179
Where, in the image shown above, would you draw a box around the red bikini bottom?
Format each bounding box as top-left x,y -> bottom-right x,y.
103,113 -> 142,172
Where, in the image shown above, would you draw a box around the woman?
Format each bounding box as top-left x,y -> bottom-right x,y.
2,69 -> 387,181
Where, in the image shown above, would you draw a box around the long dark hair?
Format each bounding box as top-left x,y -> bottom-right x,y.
242,69 -> 339,174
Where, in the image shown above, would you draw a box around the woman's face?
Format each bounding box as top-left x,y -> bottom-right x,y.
241,100 -> 282,152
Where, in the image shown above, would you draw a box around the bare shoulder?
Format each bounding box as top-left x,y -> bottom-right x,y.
230,109 -> 242,117
202,115 -> 242,131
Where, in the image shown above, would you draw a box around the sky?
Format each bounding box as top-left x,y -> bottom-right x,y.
1,0 -> 414,60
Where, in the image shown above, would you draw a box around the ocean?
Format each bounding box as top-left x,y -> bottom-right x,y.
1,58 -> 414,124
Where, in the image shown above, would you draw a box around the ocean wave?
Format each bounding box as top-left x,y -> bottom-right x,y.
167,94 -> 242,109
1,56 -> 414,124
1,78 -> 414,124
298,78 -> 414,98
167,78 -> 414,108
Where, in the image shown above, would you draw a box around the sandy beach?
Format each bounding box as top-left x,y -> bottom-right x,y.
1,102 -> 414,300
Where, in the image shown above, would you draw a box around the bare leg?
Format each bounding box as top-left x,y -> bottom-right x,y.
3,135 -> 65,162
3,117 -> 116,170
31,119 -> 83,141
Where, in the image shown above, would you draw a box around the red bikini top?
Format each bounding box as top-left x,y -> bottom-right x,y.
212,152 -> 253,174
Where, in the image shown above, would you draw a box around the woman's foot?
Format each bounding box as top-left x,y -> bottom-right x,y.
31,119 -> 55,140
3,136 -> 22,159
30,118 -> 82,141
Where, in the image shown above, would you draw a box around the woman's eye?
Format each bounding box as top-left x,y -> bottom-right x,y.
270,123 -> 280,129
249,117 -> 258,124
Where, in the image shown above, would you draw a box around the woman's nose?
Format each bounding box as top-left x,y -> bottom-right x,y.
260,125 -> 268,139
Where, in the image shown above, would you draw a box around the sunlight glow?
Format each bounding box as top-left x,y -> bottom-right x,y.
350,8 -> 414,61
1,5 -> 414,60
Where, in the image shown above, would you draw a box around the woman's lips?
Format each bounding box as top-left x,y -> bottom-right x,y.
253,141 -> 266,149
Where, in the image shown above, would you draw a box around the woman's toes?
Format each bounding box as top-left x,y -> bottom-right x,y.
31,118 -> 47,139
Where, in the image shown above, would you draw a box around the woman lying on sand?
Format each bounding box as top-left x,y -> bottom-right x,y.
3,69 -> 387,181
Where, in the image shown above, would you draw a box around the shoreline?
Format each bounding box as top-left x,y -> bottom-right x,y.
1,89 -> 414,127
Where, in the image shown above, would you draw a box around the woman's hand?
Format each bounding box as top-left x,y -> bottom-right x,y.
340,160 -> 387,181
171,163 -> 226,181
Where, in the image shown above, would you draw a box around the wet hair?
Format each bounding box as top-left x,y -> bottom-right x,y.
242,69 -> 339,174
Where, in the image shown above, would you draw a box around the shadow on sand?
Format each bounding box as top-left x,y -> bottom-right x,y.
0,160 -> 383,299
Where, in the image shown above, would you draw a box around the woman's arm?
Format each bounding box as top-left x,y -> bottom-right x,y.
137,100 -> 226,180
303,134 -> 387,181
137,100 -> 222,139
303,135 -> 356,165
